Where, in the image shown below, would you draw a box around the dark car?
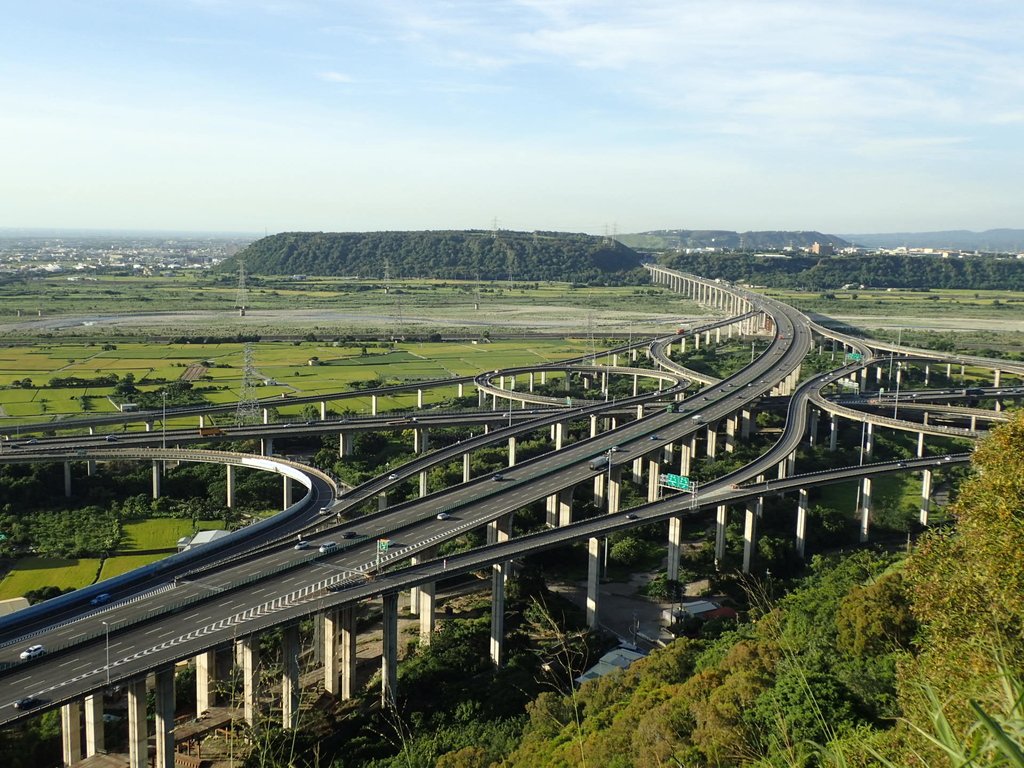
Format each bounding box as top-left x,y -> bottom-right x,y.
342,531 -> 358,539
90,593 -> 112,606
14,696 -> 41,710
625,513 -> 638,520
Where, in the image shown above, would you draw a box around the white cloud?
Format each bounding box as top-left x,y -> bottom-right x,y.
318,71 -> 354,83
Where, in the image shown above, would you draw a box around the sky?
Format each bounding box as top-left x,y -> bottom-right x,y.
2,1 -> 1022,235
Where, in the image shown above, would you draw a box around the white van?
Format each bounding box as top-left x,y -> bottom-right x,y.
691,414 -> 704,422
318,541 -> 338,554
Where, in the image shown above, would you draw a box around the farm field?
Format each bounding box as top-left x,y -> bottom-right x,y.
0,337 -> 607,425
0,556 -> 102,600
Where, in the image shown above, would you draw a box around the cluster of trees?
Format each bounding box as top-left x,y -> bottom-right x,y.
660,252 -> 1024,290
221,230 -> 647,285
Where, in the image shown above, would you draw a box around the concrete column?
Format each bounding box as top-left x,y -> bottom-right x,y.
647,457 -> 661,503
226,464 -> 236,508
262,409 -> 270,425
462,452 -> 471,482
339,606 -> 356,700
715,504 -> 727,563
261,436 -> 273,456
808,409 -> 819,447
508,436 -> 517,466
924,364 -> 930,387
557,487 -> 573,527
632,374 -> 639,397
490,561 -> 506,667
64,461 -> 72,497
414,427 -> 429,454
61,700 -> 82,768
381,593 -> 399,707
371,394 -> 378,415
741,409 -> 752,439
196,649 -> 216,713
339,431 -> 354,457
320,400 -> 328,420
706,425 -> 718,458
322,607 -> 340,696
859,477 -> 873,542
920,469 -> 933,526
586,537 -> 601,629
282,624 -> 300,729
419,582 -> 436,644
667,516 -> 682,582
554,422 -> 564,451
127,678 -> 147,768
152,460 -> 161,499
607,466 -> 621,514
238,634 -> 260,726
994,369 -> 1002,387
84,693 -> 104,757
864,422 -> 874,459
283,476 -> 294,507
593,472 -> 606,509
796,488 -> 809,559
154,665 -> 175,768
419,471 -> 428,498
725,416 -> 737,453
829,414 -> 839,452
679,441 -> 692,477
742,498 -> 762,574
417,389 -> 424,408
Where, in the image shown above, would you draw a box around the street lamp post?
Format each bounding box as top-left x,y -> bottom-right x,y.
161,391 -> 167,450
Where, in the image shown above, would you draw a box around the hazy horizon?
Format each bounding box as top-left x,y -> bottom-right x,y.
3,2 -> 1022,235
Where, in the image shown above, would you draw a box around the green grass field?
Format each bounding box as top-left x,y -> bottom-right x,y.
0,556 -> 102,599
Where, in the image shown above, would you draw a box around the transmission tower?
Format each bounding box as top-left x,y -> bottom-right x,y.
383,258 -> 403,340
234,343 -> 261,425
235,260 -> 248,317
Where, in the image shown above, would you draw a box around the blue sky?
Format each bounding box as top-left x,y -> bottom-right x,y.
2,1 -> 1022,235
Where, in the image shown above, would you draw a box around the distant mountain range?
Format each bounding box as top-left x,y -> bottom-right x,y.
616,230 -> 850,250
840,229 -> 1024,251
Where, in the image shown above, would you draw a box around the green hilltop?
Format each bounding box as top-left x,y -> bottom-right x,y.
220,230 -> 647,284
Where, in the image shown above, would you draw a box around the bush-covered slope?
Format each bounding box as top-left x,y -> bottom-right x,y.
221,230 -> 647,284
659,252 -> 1024,290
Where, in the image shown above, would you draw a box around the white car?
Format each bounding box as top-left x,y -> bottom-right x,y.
436,512 -> 451,520
19,644 -> 45,661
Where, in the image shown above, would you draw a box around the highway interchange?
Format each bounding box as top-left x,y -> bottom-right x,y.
0,268 -> 1018,730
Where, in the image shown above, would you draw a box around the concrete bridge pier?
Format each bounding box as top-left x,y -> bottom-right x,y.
607,466 -> 622,514
152,460 -> 161,499
84,693 -> 104,758
370,394 -> 378,416
829,414 -> 839,452
920,469 -> 933,526
725,415 -> 737,453
646,457 -> 661,503
508,436 -> 517,466
339,431 -> 354,457
414,428 -> 429,454
320,400 -> 328,420
261,436 -> 273,456
238,634 -> 261,726
196,649 -> 217,713
705,425 -> 718,458
61,700 -> 82,768
859,478 -> 873,542
808,409 -> 819,447
281,624 -> 301,729
155,665 -> 175,768
226,464 -> 236,507
667,516 -> 682,582
381,593 -> 399,707
490,561 -> 507,667
556,487 -> 573,527
715,505 -> 728,563
586,537 -> 601,629
419,582 -> 436,644
283,476 -> 294,507
796,488 -> 809,558
463,452 -> 471,482
742,497 -> 762,574
127,677 -> 147,768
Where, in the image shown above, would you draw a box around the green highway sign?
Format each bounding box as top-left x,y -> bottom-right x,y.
377,539 -> 390,554
663,473 -> 690,490
845,352 -> 863,361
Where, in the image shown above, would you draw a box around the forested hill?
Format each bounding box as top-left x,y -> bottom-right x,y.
221,230 -> 647,284
618,229 -> 850,250
658,251 -> 1024,290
